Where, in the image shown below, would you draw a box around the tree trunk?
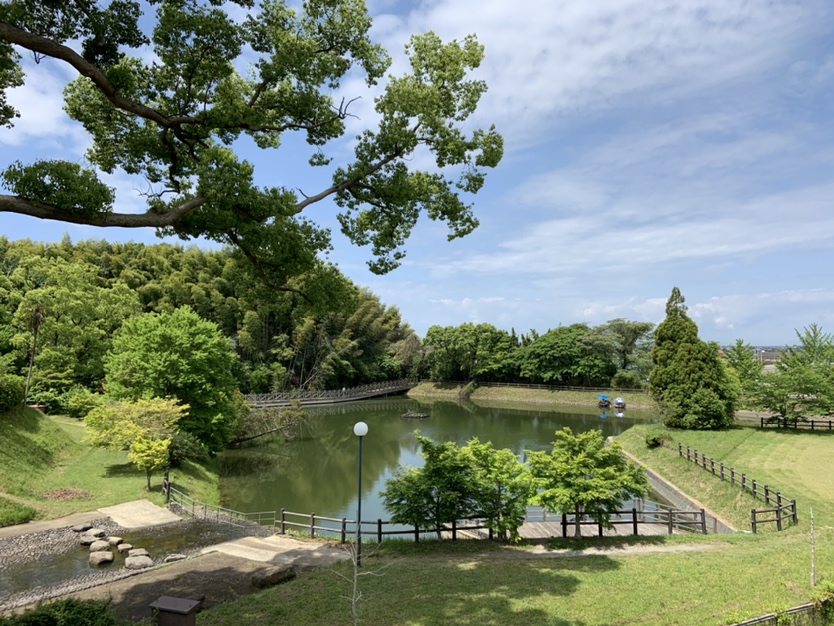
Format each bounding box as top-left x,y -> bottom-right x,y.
146,470 -> 152,491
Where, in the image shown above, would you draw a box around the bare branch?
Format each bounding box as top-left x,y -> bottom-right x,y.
0,194 -> 207,228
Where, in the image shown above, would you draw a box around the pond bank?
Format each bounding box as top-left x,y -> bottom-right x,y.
407,382 -> 659,411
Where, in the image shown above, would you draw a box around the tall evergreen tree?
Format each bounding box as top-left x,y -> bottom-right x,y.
649,288 -> 736,429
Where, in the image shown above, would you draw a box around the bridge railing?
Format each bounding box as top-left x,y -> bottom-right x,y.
244,378 -> 417,405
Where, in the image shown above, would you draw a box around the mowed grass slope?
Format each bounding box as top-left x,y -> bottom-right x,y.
0,406 -> 220,522
618,424 -> 834,527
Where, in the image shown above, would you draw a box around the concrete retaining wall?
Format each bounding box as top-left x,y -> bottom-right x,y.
620,448 -> 737,534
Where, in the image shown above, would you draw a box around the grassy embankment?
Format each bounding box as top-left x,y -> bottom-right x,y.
0,406 -> 221,526
198,391 -> 834,626
408,381 -> 660,411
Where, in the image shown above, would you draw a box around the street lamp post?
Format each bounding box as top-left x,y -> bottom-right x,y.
353,421 -> 368,567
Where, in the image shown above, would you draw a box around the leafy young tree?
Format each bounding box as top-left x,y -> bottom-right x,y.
649,288 -> 737,429
756,324 -> 834,421
527,427 -> 648,537
380,433 -> 479,540
461,438 -> 534,542
423,323 -> 515,382
0,1 -> 503,290
723,339 -> 762,408
104,306 -> 241,452
85,397 -> 187,488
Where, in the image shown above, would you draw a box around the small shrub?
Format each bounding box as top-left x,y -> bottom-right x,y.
168,431 -> 207,467
611,370 -> 643,390
26,388 -> 62,414
0,496 -> 37,527
0,374 -> 25,411
0,597 -> 120,625
645,434 -> 666,449
60,386 -> 104,419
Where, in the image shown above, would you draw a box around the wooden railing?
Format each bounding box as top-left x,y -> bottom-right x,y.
677,444 -> 798,533
760,416 -> 834,431
524,506 -> 706,536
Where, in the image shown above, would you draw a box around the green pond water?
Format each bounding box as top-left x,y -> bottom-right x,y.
219,397 -> 659,524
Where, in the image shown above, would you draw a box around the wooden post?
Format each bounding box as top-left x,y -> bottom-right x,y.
700,509 -> 707,535
341,518 -> 346,544
561,513 -> 567,538
414,525 -> 419,543
632,508 -> 638,536
730,468 -> 735,484
678,443 -> 683,457
280,509 -> 286,534
710,458 -> 715,475
742,473 -> 746,490
702,454 -> 707,470
310,513 -> 316,539
686,446 -> 691,461
777,507 -> 783,531
751,509 -> 757,534
598,520 -> 603,537
452,519 -> 457,541
752,479 -> 758,498
764,485 -> 770,505
668,510 -> 674,534
720,462 -> 725,481
792,500 -> 798,524
378,519 -> 383,543
760,416 -> 764,428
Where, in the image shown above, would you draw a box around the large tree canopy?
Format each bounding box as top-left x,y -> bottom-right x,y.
0,0 -> 503,287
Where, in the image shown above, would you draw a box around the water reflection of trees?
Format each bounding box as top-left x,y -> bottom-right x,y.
219,398 -> 658,516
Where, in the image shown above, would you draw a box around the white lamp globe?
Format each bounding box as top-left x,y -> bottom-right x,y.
353,422 -> 369,437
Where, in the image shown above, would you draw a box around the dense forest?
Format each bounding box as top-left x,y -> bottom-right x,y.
0,237 -> 658,408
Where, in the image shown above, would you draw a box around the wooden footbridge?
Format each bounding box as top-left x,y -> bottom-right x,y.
244,379 -> 418,409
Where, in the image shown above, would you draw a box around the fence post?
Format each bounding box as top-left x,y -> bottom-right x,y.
702,454 -> 707,470
752,479 -> 758,499
792,500 -> 798,524
764,485 -> 770,505
777,506 -> 783,531
700,509 -> 707,535
561,513 -> 567,538
710,459 -> 715,475
341,518 -> 346,544
720,462 -> 725,481
632,508 -> 638,536
678,443 -> 683,457
751,509 -> 757,534
378,519 -> 383,543
668,510 -> 674,534
687,446 -> 691,461
731,468 -> 735,484
280,509 -> 286,534
598,519 -> 603,537
742,474 -> 746,490
310,513 -> 316,539
452,519 -> 458,541
760,416 -> 764,428
414,525 -> 419,543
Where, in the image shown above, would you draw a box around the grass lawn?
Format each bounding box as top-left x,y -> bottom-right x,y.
0,407 -> 220,523
198,530 -> 834,626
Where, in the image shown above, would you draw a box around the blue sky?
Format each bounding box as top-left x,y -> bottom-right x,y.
2,0 -> 834,345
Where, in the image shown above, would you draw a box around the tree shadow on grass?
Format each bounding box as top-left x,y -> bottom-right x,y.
103,462 -> 136,478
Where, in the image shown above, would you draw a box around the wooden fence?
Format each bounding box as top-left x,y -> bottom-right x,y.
677,444 -> 798,533
760,416 -> 834,431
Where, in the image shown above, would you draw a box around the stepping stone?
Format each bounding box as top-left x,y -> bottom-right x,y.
90,551 -> 114,566
125,555 -> 153,569
89,540 -> 111,552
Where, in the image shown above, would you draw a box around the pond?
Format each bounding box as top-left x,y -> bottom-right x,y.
218,397 -> 659,523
